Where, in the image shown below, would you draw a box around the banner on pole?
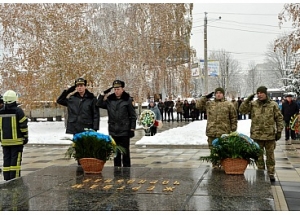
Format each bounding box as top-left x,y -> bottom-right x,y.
191,63 -> 199,77
199,60 -> 220,77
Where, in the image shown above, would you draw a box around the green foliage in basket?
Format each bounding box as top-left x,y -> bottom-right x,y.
200,132 -> 263,166
65,129 -> 125,162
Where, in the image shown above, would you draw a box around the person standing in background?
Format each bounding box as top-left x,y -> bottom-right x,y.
163,98 -> 168,122
175,97 -> 183,122
281,94 -> 299,141
183,99 -> 191,122
237,97 -> 243,120
166,97 -> 174,122
148,101 -> 162,136
279,98 -> 285,111
231,97 -> 238,119
240,97 -> 247,119
157,98 -> 165,122
190,99 -> 197,122
0,90 -> 28,181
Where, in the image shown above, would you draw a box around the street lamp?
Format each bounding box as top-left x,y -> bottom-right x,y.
204,12 -> 221,93
204,12 -> 208,93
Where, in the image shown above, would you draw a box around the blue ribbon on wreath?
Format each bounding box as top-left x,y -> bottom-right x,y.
212,132 -> 260,149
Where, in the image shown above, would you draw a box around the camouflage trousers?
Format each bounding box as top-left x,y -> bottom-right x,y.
207,136 -> 218,150
253,139 -> 276,175
207,136 -> 219,166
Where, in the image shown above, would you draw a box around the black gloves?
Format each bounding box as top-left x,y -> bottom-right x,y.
129,130 -> 135,138
66,85 -> 76,94
247,93 -> 256,101
205,92 -> 214,99
275,132 -> 281,141
103,87 -> 113,95
23,137 -> 28,145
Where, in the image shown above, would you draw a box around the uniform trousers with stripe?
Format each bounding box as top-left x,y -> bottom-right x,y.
2,145 -> 24,181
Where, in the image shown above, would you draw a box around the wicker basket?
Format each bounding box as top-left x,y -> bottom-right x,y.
221,158 -> 248,175
79,158 -> 105,174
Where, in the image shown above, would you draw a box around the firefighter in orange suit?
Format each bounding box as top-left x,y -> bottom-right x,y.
0,90 -> 28,181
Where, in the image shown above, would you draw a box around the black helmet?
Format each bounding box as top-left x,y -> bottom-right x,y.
75,77 -> 87,86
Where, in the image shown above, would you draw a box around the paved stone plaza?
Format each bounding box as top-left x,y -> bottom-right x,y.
0,165 -> 275,211
0,121 -> 300,210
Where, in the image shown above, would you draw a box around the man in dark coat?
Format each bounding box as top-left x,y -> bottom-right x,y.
57,77 -> 100,134
237,97 -> 242,120
166,97 -> 175,122
157,99 -> 165,121
96,80 -> 137,167
281,94 -> 299,141
163,98 -> 168,121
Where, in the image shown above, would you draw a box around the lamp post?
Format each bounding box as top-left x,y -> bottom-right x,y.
203,13 -> 221,93
204,12 -> 208,93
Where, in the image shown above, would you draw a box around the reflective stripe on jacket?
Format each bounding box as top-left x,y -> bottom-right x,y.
0,105 -> 28,146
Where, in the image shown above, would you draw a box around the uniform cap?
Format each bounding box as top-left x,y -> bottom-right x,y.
75,78 -> 87,86
112,80 -> 125,88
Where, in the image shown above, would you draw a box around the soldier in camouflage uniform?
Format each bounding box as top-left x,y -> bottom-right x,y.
239,86 -> 284,182
196,87 -> 238,168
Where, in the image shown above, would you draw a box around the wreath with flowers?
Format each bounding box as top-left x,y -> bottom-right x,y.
64,129 -> 125,162
139,110 -> 156,129
200,132 -> 263,166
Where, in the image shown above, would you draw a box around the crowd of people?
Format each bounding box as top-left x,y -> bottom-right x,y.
1,78 -> 300,183
156,97 -> 206,122
155,95 -> 251,123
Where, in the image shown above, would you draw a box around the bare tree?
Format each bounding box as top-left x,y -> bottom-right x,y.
275,3 -> 300,72
208,49 -> 242,97
0,3 -> 193,114
246,61 -> 261,94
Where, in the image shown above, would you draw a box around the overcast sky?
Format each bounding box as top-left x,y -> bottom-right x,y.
190,2 -> 294,71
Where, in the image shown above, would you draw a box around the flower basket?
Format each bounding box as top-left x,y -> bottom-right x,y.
221,158 -> 249,175
64,129 -> 126,173
79,158 -> 105,174
200,132 -> 263,175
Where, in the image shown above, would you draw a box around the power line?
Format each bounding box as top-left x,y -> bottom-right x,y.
208,25 -> 282,35
192,11 -> 282,16
218,19 -> 284,29
192,18 -> 291,29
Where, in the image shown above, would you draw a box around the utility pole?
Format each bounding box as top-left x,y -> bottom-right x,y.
226,58 -> 229,94
204,12 -> 208,93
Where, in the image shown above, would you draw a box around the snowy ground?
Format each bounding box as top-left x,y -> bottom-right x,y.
28,116 -> 252,146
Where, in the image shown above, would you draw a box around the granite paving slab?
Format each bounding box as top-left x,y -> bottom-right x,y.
0,166 -> 274,211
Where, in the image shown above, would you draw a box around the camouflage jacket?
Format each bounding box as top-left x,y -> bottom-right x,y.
197,97 -> 237,137
231,100 -> 238,111
239,98 -> 284,140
